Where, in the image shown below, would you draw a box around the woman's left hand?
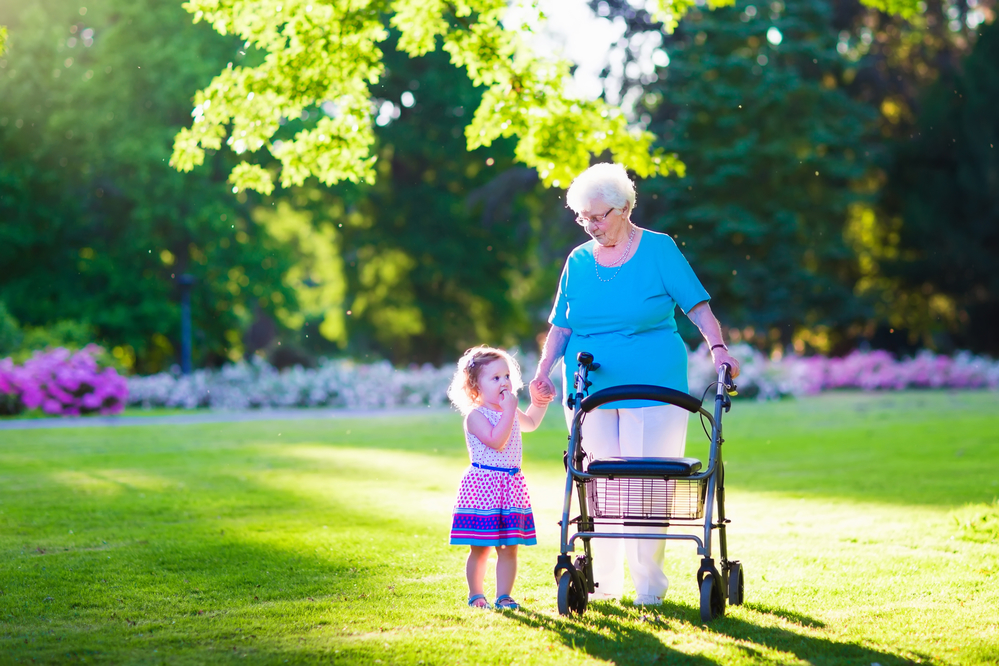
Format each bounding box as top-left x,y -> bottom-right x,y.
711,348 -> 741,379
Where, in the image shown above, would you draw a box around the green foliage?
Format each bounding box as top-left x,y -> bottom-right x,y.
0,0 -> 307,372
251,199 -> 348,345
0,300 -> 91,360
171,0 -> 682,194
314,34 -> 568,363
0,0 -> 564,371
169,0 -> 924,195
0,301 -> 127,370
646,0 -> 763,33
0,0 -> 982,371
18,319 -> 93,354
0,302 -> 22,356
877,18 -> 999,354
0,25 -> 7,54
623,0 -> 876,350
828,0 -> 989,146
857,0 -> 921,19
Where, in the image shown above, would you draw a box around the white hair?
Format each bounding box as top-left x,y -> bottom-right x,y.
565,163 -> 636,213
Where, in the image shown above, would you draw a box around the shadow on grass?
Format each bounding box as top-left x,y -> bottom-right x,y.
740,602 -> 826,628
503,604 -> 713,665
3,508 -> 425,663
504,600 -> 931,666
1,437 -> 461,663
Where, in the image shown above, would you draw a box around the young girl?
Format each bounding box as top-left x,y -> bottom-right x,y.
447,346 -> 553,610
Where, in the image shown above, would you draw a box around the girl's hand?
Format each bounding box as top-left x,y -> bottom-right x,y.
499,388 -> 518,412
530,377 -> 555,406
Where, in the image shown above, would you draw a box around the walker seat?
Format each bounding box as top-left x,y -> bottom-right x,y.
586,457 -> 702,478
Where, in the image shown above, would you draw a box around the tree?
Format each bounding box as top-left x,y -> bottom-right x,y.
168,0 -> 695,197
0,0 -> 579,371
873,17 -> 999,354
168,0 -> 932,198
596,0 -> 877,353
0,0 -> 309,371
283,32 -> 573,364
825,0 -> 995,142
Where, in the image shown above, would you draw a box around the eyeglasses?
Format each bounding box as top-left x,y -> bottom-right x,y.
575,207 -> 616,226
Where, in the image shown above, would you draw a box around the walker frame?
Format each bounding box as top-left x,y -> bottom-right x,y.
553,352 -> 742,621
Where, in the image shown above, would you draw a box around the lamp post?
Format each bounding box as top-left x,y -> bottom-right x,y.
178,273 -> 195,375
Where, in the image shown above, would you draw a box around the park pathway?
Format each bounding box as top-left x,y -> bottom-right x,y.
0,407 -> 451,431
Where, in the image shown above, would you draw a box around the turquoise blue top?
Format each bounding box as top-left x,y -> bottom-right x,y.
548,229 -> 710,408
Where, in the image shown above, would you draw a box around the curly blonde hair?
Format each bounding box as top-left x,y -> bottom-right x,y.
446,346 -> 524,415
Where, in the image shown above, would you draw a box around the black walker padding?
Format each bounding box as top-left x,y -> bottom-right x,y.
579,385 -> 702,414
586,457 -> 702,478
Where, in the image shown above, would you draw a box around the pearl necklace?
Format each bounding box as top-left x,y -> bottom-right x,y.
594,226 -> 636,282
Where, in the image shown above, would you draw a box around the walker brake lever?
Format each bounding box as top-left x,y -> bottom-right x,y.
722,364 -> 738,396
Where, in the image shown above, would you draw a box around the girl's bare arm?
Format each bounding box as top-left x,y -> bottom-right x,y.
517,401 -> 548,432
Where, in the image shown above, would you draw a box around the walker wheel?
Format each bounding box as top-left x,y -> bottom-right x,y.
727,562 -> 744,606
699,573 -> 725,622
557,570 -> 588,617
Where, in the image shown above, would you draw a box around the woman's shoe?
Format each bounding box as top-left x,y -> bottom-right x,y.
589,591 -> 619,601
633,594 -> 662,606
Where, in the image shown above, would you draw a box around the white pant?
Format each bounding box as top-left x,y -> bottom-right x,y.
564,403 -> 689,599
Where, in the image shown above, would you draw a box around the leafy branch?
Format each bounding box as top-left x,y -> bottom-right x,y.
169,0 -> 924,193
170,0 -> 684,193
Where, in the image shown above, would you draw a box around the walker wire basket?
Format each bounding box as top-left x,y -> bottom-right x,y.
585,477 -> 707,521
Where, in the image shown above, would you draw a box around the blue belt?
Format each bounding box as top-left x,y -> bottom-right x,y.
472,462 -> 520,476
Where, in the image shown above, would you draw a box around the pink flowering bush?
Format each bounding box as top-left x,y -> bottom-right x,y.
786,349 -> 999,394
690,344 -> 999,399
0,345 -> 128,416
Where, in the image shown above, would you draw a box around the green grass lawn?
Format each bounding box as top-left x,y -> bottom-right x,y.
1,391 -> 997,665
0,406 -> 195,421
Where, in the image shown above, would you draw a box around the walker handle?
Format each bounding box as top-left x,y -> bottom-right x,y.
568,351 -> 599,409
579,385 -> 702,414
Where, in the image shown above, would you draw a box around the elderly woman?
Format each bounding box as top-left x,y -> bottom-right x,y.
529,163 -> 741,607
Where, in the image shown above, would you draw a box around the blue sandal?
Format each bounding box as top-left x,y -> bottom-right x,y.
468,594 -> 490,609
494,595 -> 520,610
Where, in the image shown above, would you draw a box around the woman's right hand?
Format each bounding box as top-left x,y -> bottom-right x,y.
529,376 -> 556,406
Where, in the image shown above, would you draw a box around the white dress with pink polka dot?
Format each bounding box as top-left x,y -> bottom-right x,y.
449,406 -> 537,546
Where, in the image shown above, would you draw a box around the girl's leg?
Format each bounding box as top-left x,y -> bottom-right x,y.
495,545 -> 519,598
565,404 -> 625,600
620,404 -> 688,601
466,546 -> 490,605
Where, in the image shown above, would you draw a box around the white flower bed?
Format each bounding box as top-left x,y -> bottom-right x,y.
127,357 -> 459,411
127,346 -> 999,411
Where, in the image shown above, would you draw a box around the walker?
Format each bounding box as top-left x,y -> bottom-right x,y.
553,352 -> 743,621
